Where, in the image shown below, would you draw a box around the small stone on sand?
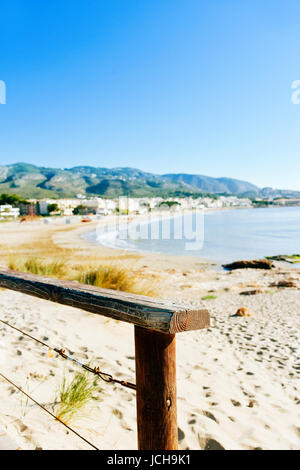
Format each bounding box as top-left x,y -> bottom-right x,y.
233,307 -> 255,317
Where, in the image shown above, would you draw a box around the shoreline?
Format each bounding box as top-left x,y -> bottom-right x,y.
81,210 -> 218,266
79,206 -> 254,262
77,206 -> 300,268
1,207 -> 299,272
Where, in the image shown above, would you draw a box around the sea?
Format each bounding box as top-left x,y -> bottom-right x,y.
84,207 -> 300,265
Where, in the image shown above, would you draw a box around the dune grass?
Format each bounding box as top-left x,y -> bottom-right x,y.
9,256 -> 67,277
8,255 -> 159,297
1,222 -> 160,297
76,265 -> 158,296
55,373 -> 99,425
76,265 -> 134,292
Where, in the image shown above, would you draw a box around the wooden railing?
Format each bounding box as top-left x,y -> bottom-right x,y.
0,269 -> 210,450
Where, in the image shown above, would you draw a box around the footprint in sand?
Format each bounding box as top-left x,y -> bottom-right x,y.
231,399 -> 241,407
202,410 -> 219,423
178,428 -> 185,441
188,419 -> 196,425
112,408 -> 134,432
198,435 -> 225,451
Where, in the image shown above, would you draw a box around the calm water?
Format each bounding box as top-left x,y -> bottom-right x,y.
88,207 -> 300,264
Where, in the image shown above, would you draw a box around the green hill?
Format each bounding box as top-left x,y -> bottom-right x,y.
0,163 -> 297,199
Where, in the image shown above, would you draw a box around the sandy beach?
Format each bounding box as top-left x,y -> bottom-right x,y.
0,217 -> 299,450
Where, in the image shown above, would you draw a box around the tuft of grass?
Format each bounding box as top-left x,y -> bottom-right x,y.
201,294 -> 217,300
55,373 -> 99,425
76,265 -> 134,292
75,265 -> 159,297
130,279 -> 159,297
9,255 -> 160,297
9,256 -> 66,278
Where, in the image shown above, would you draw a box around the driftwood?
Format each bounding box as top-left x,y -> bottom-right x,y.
239,289 -> 263,295
270,280 -> 297,288
223,259 -> 273,270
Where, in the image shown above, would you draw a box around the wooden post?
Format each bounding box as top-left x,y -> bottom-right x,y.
134,326 -> 178,450
0,269 -> 210,450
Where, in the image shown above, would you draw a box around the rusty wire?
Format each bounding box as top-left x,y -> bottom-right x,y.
0,371 -> 100,450
0,318 -> 136,391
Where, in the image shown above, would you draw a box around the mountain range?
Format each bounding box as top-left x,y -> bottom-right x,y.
0,163 -> 298,199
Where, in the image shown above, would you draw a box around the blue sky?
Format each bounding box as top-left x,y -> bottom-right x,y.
0,0 -> 300,189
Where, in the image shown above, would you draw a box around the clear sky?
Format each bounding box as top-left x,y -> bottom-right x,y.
0,0 -> 300,189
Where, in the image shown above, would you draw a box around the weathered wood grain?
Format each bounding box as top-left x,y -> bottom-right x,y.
0,269 -> 210,334
135,326 -> 178,450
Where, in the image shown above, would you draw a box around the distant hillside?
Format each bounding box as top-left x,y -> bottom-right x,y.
0,163 -> 203,199
162,173 -> 260,195
0,163 -> 298,199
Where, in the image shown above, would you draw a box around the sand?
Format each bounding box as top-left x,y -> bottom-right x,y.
0,217 -> 299,450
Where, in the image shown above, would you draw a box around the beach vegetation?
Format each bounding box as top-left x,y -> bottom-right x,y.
201,294 -> 217,300
75,264 -> 158,296
76,265 -> 133,292
8,255 -> 159,297
55,372 -> 100,424
9,256 -> 67,277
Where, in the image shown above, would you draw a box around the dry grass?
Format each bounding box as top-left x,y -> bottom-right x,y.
8,255 -> 160,297
9,256 -> 67,278
76,265 -> 158,296
76,266 -> 134,292
1,222 -> 160,297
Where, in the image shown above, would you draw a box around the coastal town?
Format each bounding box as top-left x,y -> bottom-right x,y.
1,193 -> 299,220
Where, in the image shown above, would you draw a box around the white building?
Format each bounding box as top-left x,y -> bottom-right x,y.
58,199 -> 86,215
97,198 -> 117,214
39,198 -> 82,215
118,197 -> 141,213
219,196 -> 252,208
0,205 -> 20,219
38,199 -> 57,215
